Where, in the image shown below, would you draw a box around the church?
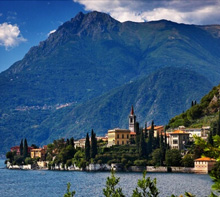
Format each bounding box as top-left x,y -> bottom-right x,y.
107,106 -> 137,146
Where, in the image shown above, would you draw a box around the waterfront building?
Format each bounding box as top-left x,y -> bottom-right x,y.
169,130 -> 189,150
10,146 -> 33,155
194,157 -> 216,173
30,146 -> 47,161
107,128 -> 130,146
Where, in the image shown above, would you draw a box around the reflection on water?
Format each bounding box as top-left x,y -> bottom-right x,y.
0,160 -> 213,197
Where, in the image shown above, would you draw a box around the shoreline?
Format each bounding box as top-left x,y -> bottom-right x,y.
5,162 -> 208,174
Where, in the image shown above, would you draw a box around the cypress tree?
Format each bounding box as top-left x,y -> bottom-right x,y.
208,130 -> 214,145
23,138 -> 28,158
70,137 -> 75,148
90,129 -> 97,158
66,138 -> 70,146
19,139 -> 23,156
194,100 -> 197,105
191,101 -> 194,107
135,122 -> 140,151
139,128 -> 147,158
159,134 -> 165,166
85,133 -> 90,161
148,121 -> 154,155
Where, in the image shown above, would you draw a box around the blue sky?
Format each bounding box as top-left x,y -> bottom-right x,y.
1,0 -> 220,73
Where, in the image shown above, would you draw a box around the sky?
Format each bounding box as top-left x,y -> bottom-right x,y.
0,0 -> 220,73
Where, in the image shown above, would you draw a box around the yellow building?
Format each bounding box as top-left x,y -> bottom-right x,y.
30,148 -> 46,161
108,129 -> 130,146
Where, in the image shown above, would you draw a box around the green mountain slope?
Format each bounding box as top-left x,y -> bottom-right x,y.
1,11 -> 220,154
22,67 -> 212,146
168,84 -> 220,128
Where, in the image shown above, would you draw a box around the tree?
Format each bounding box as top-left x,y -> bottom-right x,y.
23,138 -> 28,158
19,139 -> 23,156
148,121 -> 154,155
70,137 -> 75,148
85,133 -> 90,161
132,171 -> 159,197
63,183 -> 75,197
66,139 -> 70,146
90,129 -> 97,159
152,149 -> 162,166
181,154 -> 194,167
165,149 -> 182,167
139,128 -> 147,158
135,122 -> 140,151
6,151 -> 16,163
103,170 -> 125,197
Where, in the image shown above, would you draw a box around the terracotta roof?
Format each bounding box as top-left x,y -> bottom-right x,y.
147,125 -> 164,130
170,130 -> 189,134
130,132 -> 136,135
195,157 -> 216,162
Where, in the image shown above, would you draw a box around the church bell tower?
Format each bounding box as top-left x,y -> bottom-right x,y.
129,105 -> 136,132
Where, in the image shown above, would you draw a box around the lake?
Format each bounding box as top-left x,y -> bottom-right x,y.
0,160 -> 214,197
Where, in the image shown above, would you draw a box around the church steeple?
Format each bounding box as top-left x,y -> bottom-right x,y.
129,105 -> 136,132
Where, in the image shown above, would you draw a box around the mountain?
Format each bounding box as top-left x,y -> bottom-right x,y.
0,11 -> 220,154
168,83 -> 220,128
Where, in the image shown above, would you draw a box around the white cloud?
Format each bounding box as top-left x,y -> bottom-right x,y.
48,29 -> 56,36
74,0 -> 220,25
0,23 -> 26,50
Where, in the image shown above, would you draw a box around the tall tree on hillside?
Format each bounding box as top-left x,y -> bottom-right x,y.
90,129 -> 97,158
148,121 -> 154,155
217,110 -> 220,136
191,101 -> 194,107
160,134 -> 165,166
23,138 -> 28,158
85,133 -> 90,161
139,128 -> 147,158
135,122 -> 140,151
208,130 -> 214,146
19,139 -> 23,156
66,138 -> 70,146
70,137 -> 75,148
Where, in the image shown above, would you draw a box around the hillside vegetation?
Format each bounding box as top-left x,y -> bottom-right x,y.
168,84 -> 220,128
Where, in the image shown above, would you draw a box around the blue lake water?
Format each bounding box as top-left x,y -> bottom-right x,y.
0,160 -> 214,197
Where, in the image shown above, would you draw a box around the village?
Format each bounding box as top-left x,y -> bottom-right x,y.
7,106 -> 217,174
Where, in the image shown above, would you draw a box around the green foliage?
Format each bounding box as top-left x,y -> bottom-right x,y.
168,85 -> 220,129
181,154 -> 194,167
85,133 -> 90,161
23,139 -> 28,158
152,149 -> 162,166
63,183 -> 75,197
103,170 -> 125,197
132,171 -> 159,197
90,129 -> 97,159
133,160 -> 147,166
6,151 -> 16,163
25,157 -> 33,165
165,149 -> 182,167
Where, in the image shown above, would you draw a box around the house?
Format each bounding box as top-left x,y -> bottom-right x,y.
74,138 -> 86,149
10,146 -> 33,155
107,106 -> 136,147
169,130 -> 189,150
107,128 -> 130,146
30,147 -> 47,161
194,157 -> 216,173
146,125 -> 164,138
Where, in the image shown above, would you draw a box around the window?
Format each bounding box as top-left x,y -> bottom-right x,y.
122,141 -> 124,145
130,118 -> 133,123
117,134 -> 119,139
127,134 -> 129,139
122,134 -> 124,139
173,140 -> 178,144
117,141 -> 119,145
